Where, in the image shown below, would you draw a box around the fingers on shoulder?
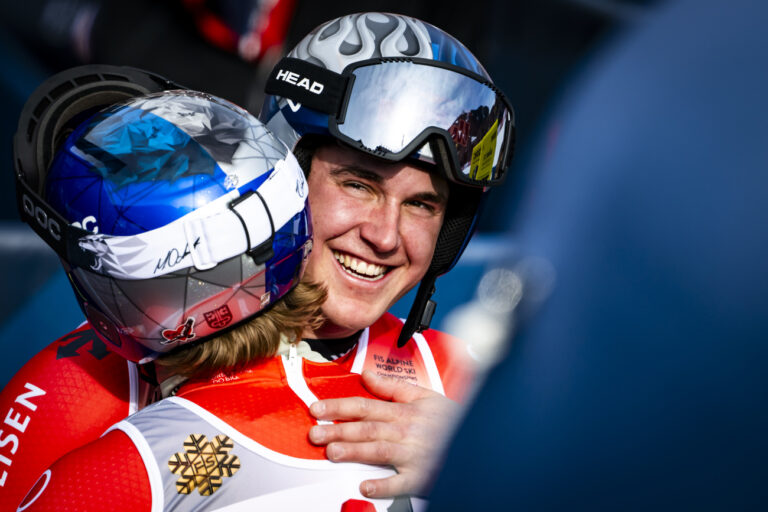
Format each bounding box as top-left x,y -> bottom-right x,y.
360,472 -> 419,499
311,420 -> 402,444
327,440 -> 408,466
312,396 -> 375,420
362,370 -> 440,404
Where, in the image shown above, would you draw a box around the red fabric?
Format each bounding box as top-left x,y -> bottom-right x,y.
16,430 -> 150,512
341,499 -> 377,511
177,358 -> 379,459
419,324 -> 474,402
176,313 -> 474,459
3,313 -> 473,510
256,0 -> 297,58
180,0 -> 297,60
198,13 -> 239,52
0,324 -> 132,512
365,313 -> 474,402
14,356 -> 387,510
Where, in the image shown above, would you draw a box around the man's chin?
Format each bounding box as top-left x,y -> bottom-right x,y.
317,304 -> 384,339
311,322 -> 365,340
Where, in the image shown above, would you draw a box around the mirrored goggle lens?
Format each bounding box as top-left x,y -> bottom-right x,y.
337,61 -> 512,184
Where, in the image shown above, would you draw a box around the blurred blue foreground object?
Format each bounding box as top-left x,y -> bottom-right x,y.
429,0 -> 768,509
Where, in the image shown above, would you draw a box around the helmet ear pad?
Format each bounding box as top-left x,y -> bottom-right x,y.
15,64 -> 183,194
430,184 -> 484,276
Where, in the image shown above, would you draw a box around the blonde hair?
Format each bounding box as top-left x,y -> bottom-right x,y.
156,281 -> 326,377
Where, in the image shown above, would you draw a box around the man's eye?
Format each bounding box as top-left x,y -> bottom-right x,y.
344,181 -> 369,192
408,200 -> 436,213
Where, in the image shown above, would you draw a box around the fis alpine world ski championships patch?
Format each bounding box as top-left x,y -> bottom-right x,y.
167,434 -> 241,496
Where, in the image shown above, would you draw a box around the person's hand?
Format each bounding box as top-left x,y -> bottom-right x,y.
308,369 -> 462,498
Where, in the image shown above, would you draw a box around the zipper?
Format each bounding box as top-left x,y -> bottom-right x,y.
282,344 -> 333,425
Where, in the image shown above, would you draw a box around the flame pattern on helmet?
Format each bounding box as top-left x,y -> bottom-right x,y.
262,12 -> 491,148
290,13 -> 433,73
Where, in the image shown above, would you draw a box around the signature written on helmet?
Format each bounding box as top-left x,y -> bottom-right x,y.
275,69 -> 324,94
154,238 -> 201,274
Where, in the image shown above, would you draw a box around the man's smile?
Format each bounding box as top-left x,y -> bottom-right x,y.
332,250 -> 390,281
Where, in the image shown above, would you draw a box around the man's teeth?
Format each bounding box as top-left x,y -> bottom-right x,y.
333,251 -> 387,280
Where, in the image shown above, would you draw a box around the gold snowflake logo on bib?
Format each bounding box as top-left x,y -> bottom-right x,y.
168,434 -> 241,495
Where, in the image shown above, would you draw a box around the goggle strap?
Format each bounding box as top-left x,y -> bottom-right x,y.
15,175 -> 95,269
19,155 -> 306,280
430,137 -> 459,182
265,57 -> 349,117
90,156 -> 305,279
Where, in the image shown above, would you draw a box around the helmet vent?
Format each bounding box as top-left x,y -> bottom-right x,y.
50,80 -> 76,100
74,73 -> 101,85
33,97 -> 51,121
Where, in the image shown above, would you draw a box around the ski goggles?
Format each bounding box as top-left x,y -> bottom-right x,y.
17,152 -> 307,279
75,155 -> 307,279
266,57 -> 515,187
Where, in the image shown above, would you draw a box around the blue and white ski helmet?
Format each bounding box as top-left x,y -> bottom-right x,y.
40,89 -> 311,363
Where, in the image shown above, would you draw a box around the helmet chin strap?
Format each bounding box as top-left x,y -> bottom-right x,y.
397,273 -> 438,347
396,185 -> 485,346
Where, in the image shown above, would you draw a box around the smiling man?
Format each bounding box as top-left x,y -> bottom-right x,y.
304,144 -> 449,339
258,12 -> 515,498
1,12 -> 515,510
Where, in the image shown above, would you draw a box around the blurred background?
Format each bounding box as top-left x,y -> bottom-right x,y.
0,0 -> 661,386
427,0 -> 768,507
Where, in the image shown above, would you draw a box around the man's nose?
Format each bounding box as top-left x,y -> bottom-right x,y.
359,201 -> 401,254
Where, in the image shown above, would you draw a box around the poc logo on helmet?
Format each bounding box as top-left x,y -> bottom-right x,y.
22,193 -> 61,241
73,215 -> 99,234
275,69 -> 324,94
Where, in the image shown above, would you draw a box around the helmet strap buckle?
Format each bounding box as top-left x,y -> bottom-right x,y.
247,239 -> 275,265
397,279 -> 437,347
231,190 -> 276,266
419,299 -> 437,332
